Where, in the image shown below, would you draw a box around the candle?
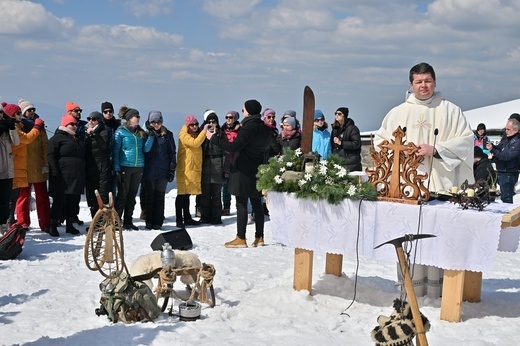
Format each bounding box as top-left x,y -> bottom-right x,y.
466,188 -> 475,198
451,186 -> 458,194
305,162 -> 314,173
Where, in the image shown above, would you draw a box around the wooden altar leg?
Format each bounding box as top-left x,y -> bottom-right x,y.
294,248 -> 313,293
440,269 -> 465,322
325,253 -> 343,277
463,270 -> 482,303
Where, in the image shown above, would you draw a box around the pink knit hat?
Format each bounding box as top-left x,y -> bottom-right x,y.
3,104 -> 21,117
61,114 -> 78,127
184,114 -> 198,126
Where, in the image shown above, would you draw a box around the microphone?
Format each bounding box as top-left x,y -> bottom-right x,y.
425,128 -> 439,194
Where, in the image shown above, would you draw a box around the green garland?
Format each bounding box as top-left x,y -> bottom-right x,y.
257,148 -> 377,205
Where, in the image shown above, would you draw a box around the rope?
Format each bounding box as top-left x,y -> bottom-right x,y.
188,263 -> 216,305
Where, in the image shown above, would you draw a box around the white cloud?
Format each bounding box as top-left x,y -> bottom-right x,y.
123,0 -> 175,18
202,0 -> 261,20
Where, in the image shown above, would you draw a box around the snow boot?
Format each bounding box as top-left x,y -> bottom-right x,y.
49,219 -> 60,237
66,217 -> 80,235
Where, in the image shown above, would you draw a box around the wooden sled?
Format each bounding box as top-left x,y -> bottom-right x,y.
154,263 -> 216,314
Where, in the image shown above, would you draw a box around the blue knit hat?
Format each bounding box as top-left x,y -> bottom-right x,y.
314,109 -> 325,120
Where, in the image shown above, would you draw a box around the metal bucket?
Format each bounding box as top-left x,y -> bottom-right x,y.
178,301 -> 201,321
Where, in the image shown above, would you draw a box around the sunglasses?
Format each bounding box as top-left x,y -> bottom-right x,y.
26,108 -> 36,112
86,117 -> 98,121
225,116 -> 235,119
15,111 -> 22,115
103,110 -> 113,114
72,109 -> 82,113
315,118 -> 324,122
150,121 -> 162,125
189,123 -> 199,127
266,115 -> 275,119
335,112 -> 343,115
208,120 -> 217,124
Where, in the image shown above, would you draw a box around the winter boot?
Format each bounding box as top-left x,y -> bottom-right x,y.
225,236 -> 247,248
251,237 -> 265,247
49,219 -> 60,237
66,217 -> 80,235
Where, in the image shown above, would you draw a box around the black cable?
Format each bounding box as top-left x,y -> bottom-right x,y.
341,199 -> 363,316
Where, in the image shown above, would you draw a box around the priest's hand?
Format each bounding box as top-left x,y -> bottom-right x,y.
417,144 -> 436,157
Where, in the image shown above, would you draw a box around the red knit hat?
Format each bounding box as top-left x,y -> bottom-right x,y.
66,101 -> 81,112
61,114 -> 78,127
3,104 -> 21,117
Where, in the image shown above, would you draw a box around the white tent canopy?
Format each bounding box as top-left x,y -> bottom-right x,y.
463,98 -> 520,130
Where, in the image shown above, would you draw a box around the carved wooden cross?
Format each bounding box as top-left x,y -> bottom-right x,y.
380,127 -> 413,198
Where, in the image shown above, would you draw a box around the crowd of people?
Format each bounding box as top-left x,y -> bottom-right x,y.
0,97 -> 364,247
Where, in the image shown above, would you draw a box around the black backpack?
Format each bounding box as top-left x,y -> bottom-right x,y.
0,224 -> 27,260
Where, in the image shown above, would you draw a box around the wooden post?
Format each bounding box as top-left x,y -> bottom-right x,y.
440,270 -> 465,322
293,248 -> 313,292
463,270 -> 482,303
325,253 -> 343,277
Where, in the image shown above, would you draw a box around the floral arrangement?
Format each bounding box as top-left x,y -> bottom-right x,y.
256,148 -> 377,205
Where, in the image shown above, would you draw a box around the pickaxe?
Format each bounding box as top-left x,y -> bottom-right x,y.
375,234 -> 436,346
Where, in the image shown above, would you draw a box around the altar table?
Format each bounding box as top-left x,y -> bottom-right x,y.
268,192 -> 520,322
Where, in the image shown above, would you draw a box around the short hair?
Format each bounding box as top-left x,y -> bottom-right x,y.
409,62 -> 436,83
508,119 -> 520,131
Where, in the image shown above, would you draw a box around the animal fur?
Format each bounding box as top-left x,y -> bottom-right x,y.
129,250 -> 201,289
371,299 -> 430,346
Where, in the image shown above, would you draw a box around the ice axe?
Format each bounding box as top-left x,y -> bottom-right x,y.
375,234 -> 435,346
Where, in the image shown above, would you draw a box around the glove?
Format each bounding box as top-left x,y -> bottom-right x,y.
42,165 -> 49,174
115,171 -> 122,184
145,121 -> 153,132
33,118 -> 45,131
7,116 -> 16,130
168,170 -> 175,182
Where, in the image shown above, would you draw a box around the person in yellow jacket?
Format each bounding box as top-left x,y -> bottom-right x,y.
2,103 -> 44,227
175,114 -> 206,228
16,99 -> 51,233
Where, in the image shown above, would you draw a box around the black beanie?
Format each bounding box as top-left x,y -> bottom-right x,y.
336,107 -> 349,117
244,99 -> 262,115
124,108 -> 139,121
101,101 -> 114,112
474,146 -> 487,159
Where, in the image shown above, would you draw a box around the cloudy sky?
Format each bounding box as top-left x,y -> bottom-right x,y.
1,0 -> 519,131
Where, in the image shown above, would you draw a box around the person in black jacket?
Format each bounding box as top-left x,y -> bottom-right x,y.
486,118 -> 520,203
47,114 -> 86,236
200,112 -> 224,225
207,99 -> 271,248
331,107 -> 362,172
143,111 -> 176,230
473,146 -> 497,185
84,111 -> 111,218
277,116 -> 301,150
100,101 -> 121,195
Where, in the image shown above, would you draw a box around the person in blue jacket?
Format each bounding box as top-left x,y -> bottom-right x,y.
143,111 -> 176,230
312,109 -> 331,159
113,107 -> 154,229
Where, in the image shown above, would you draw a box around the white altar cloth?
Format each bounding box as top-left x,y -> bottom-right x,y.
268,192 -> 515,272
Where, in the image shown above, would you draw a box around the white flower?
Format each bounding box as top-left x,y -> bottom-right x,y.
319,165 -> 328,175
311,184 -> 318,192
347,185 -> 357,195
337,167 -> 347,178
286,162 -> 293,167
295,148 -> 303,157
304,173 -> 313,181
325,177 -> 334,185
279,167 -> 286,173
333,164 -> 343,170
277,156 -> 284,163
298,179 -> 307,187
274,175 -> 283,184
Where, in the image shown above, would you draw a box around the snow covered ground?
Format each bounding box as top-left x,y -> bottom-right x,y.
1,188 -> 520,346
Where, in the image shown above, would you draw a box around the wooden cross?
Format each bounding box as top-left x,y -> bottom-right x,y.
380,127 -> 415,198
